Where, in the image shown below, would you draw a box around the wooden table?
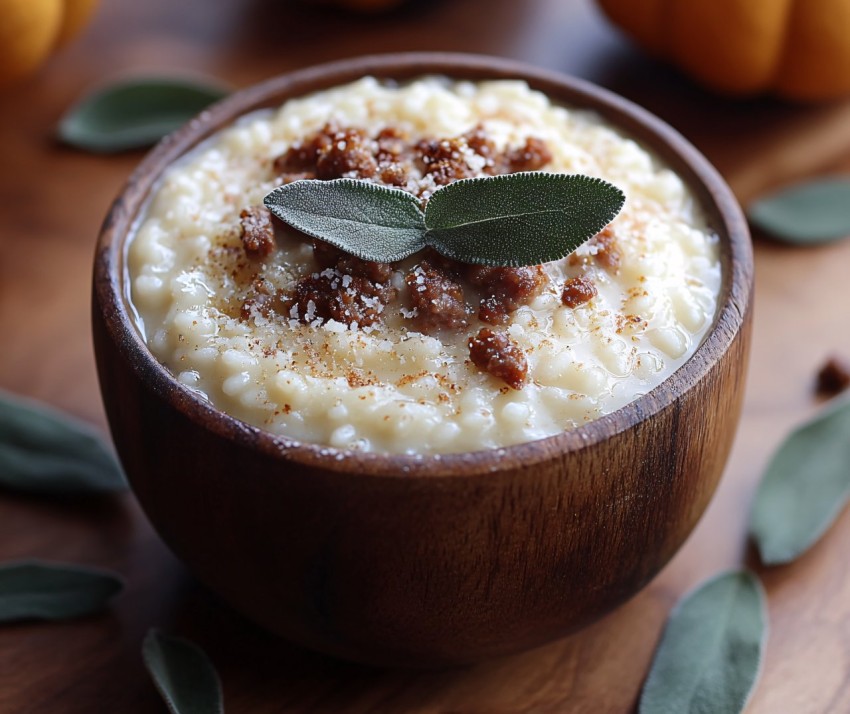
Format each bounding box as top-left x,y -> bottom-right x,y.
2,0 -> 849,711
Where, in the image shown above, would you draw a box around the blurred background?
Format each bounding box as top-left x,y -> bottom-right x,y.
1,0 -> 849,712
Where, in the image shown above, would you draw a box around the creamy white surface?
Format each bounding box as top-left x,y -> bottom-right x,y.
129,77 -> 721,454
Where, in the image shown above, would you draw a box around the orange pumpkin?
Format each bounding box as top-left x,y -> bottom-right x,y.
0,0 -> 98,88
597,0 -> 850,100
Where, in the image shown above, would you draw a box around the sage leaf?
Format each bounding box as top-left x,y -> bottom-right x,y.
750,396 -> 850,565
0,390 -> 126,495
424,173 -> 625,266
265,178 -> 427,262
264,173 -> 625,268
748,177 -> 850,244
0,560 -> 123,622
58,77 -> 229,153
640,571 -> 767,714
143,630 -> 224,714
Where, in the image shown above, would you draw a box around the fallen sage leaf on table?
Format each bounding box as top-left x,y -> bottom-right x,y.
639,570 -> 767,714
264,173 -> 625,268
0,390 -> 126,495
58,77 -> 230,153
750,396 -> 850,565
0,560 -> 124,622
747,177 -> 850,245
143,630 -> 224,714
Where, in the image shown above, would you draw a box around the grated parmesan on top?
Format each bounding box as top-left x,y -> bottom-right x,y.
128,77 -> 721,455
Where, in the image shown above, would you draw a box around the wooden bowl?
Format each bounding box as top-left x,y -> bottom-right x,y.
92,53 -> 753,667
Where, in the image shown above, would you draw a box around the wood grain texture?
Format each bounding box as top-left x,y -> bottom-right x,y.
1,0 -> 849,710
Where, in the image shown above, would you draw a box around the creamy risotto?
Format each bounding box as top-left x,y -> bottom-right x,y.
128,77 -> 721,454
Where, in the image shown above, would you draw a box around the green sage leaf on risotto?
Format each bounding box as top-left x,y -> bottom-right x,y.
639,570 -> 767,714
264,173 -> 624,267
265,178 -> 428,262
424,173 -> 625,267
0,390 -> 127,495
58,77 -> 229,153
750,395 -> 850,565
748,177 -> 850,244
0,561 -> 124,622
143,630 -> 225,714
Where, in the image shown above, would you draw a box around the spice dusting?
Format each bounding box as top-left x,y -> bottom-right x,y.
239,122 -> 567,387
129,78 -> 721,453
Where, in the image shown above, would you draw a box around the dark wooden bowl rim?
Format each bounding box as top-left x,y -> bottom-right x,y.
94,52 -> 752,479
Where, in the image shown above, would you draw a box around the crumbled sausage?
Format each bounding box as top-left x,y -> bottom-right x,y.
337,254 -> 394,285
561,275 -> 597,308
464,124 -> 498,171
274,124 -> 379,182
316,127 -> 377,180
417,137 -> 474,185
418,248 -> 463,276
273,123 -> 553,191
380,163 -> 409,186
505,136 -> 553,172
279,171 -> 316,185
466,265 -> 548,325
312,240 -> 393,283
468,328 -> 528,390
312,240 -> 345,271
816,356 -> 850,395
267,124 -> 560,332
593,226 -> 621,271
375,127 -> 409,162
405,261 -> 468,332
272,125 -> 333,177
273,146 -> 318,175
285,271 -> 396,328
375,127 -> 415,186
239,206 -> 276,258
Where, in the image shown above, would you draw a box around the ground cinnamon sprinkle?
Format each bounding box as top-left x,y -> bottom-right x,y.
240,278 -> 278,321
129,78 -> 723,453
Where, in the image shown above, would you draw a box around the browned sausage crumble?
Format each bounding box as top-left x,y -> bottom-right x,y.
316,127 -> 378,181
239,206 -> 276,258
592,226 -> 621,272
312,240 -> 393,283
283,270 -> 396,328
468,328 -> 528,390
236,123 -> 608,388
561,275 -> 597,308
816,356 -> 850,395
405,261 -> 469,333
271,122 -> 552,198
503,136 -> 553,173
467,265 -> 548,325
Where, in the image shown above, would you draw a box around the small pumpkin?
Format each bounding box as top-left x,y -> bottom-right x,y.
597,0 -> 850,101
0,0 -> 98,88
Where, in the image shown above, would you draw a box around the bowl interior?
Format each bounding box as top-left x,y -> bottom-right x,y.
96,52 -> 752,478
